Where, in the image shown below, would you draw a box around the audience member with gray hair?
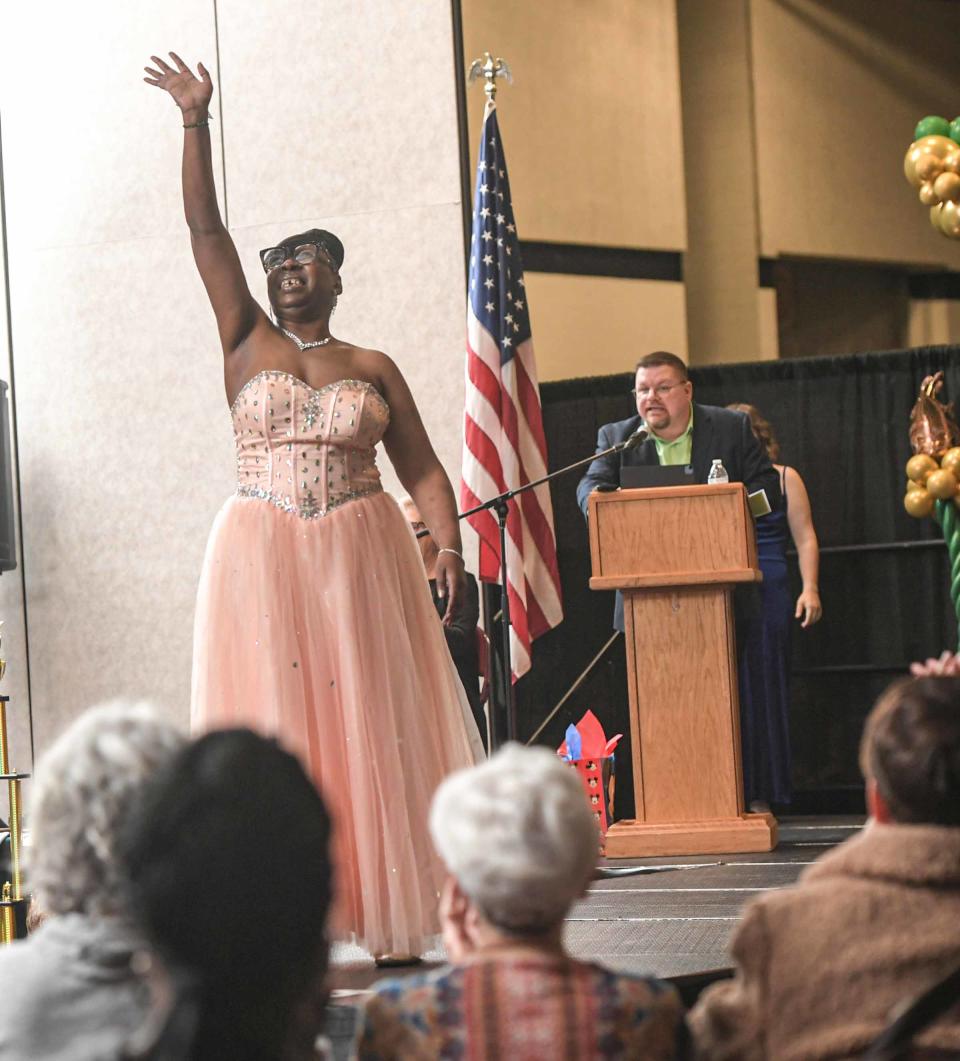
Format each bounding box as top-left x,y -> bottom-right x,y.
355,743 -> 686,1059
0,700 -> 185,1061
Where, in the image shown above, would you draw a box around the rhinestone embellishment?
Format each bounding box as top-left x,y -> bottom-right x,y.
237,482 -> 381,519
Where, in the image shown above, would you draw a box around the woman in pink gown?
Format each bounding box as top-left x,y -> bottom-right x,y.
146,53 -> 482,959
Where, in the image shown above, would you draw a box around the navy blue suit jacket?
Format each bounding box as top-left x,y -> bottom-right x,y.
576,403 -> 781,631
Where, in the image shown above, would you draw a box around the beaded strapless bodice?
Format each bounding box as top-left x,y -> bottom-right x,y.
231,371 -> 389,519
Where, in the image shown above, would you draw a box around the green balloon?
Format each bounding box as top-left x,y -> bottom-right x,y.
915,115 -> 951,140
950,117 -> 960,144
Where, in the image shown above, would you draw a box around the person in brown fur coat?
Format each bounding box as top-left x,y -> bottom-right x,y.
689,675 -> 960,1060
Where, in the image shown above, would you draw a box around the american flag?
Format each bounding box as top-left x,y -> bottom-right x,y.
460,100 -> 563,680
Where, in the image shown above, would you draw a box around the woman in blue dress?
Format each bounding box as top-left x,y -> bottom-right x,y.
728,405 -> 822,812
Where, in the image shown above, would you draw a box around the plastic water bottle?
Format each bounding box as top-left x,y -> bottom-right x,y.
707,459 -> 729,484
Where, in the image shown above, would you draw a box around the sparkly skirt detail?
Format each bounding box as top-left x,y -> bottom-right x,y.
235,480 -> 382,519
191,490 -> 483,955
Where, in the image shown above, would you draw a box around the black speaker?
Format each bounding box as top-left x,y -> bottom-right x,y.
0,380 -> 17,573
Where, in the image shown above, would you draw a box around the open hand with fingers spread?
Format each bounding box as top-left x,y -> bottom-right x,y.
143,52 -> 213,123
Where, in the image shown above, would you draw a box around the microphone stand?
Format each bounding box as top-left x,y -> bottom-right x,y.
459,431 -> 646,749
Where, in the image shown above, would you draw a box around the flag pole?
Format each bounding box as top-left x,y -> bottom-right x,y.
463,51 -> 566,746
465,51 -> 515,747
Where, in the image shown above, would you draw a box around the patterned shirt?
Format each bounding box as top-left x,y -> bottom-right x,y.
354,953 -> 687,1060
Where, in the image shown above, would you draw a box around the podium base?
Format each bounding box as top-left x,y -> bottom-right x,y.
604,813 -> 777,858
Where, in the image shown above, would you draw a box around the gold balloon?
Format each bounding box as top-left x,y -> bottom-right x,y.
907,478 -> 926,493
920,135 -> 957,157
905,489 -> 935,518
927,468 -> 959,498
905,137 -> 957,186
916,154 -> 944,182
945,151 -> 960,175
920,181 -> 942,206
938,199 -> 960,237
942,447 -> 960,477
931,204 -> 946,230
934,172 -> 960,203
906,143 -> 925,187
907,453 -> 938,482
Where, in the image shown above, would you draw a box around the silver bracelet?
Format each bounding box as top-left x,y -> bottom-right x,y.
437,547 -> 464,562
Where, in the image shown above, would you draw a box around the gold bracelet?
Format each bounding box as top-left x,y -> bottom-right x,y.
438,547 -> 464,562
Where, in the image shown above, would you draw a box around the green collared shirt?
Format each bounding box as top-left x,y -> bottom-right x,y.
651,406 -> 694,465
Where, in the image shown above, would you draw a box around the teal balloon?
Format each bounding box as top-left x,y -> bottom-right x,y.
915,115 -> 951,140
950,117 -> 960,144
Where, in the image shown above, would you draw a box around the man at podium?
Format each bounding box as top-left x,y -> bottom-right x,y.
576,351 -> 780,632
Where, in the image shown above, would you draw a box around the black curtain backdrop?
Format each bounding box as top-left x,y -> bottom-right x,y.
507,344 -> 960,813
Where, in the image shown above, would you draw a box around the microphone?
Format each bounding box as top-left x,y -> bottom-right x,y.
622,424 -> 649,451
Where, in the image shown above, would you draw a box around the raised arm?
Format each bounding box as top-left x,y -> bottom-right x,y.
377,355 -> 466,623
783,466 -> 822,627
144,53 -> 264,355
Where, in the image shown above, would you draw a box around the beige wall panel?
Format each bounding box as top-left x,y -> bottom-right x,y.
907,299 -> 960,347
757,288 -> 779,361
461,0 -> 685,249
1,5 -> 222,251
523,274 -> 687,381
2,4 -> 221,757
677,0 -> 760,367
12,235 -> 229,752
752,0 -> 960,267
216,0 -> 462,229
230,203 -> 468,502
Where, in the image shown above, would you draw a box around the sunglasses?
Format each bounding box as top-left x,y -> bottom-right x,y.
259,242 -> 334,274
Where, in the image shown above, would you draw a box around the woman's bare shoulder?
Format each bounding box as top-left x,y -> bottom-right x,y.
345,346 -> 402,386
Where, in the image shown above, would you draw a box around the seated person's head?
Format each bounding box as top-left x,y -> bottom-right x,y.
118,729 -> 333,1061
28,700 -> 185,920
429,743 -> 598,945
860,676 -> 960,826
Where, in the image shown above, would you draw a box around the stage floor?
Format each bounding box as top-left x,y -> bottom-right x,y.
328,815 -> 864,990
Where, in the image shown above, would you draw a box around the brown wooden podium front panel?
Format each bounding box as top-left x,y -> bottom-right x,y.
624,586 -> 742,823
591,485 -> 754,583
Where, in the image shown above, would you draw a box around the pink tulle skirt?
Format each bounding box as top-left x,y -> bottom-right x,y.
191,490 -> 482,955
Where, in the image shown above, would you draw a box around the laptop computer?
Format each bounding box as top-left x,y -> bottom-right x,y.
620,464 -> 696,488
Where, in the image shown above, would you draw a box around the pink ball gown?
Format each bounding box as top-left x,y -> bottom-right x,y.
192,370 -> 483,956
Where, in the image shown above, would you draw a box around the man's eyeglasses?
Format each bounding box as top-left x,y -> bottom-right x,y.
631,381 -> 688,400
259,242 -> 333,274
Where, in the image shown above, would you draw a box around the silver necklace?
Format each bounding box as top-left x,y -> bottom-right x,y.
281,327 -> 332,351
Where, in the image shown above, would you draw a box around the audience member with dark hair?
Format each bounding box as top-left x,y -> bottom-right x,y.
117,729 -> 333,1061
690,676 -> 960,1059
355,744 -> 686,1059
0,701 -> 185,1061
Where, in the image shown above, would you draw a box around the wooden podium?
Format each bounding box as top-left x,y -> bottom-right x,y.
587,483 -> 777,857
